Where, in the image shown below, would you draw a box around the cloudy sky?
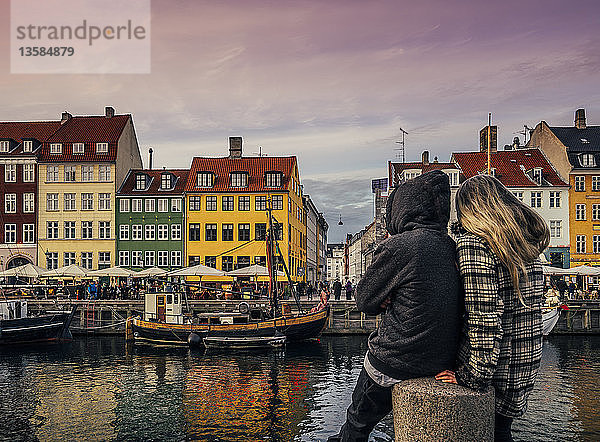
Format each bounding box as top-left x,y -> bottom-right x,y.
1,0 -> 599,242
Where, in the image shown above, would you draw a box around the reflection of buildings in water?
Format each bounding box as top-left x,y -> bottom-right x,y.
182,355 -> 311,440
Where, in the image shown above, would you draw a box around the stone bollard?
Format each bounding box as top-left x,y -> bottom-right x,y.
392,377 -> 494,442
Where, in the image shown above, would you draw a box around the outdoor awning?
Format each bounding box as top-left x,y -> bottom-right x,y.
167,264 -> 226,277
87,266 -> 136,277
0,263 -> 47,278
40,264 -> 89,278
132,266 -> 168,278
226,264 -> 285,277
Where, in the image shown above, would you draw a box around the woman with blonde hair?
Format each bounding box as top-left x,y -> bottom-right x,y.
436,174 -> 550,442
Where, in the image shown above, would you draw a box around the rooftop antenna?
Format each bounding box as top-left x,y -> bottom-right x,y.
395,127 -> 408,162
253,146 -> 266,157
514,125 -> 533,146
487,113 -> 492,175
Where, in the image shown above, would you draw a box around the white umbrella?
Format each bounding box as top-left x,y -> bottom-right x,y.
87,266 -> 136,277
570,265 -> 600,276
226,264 -> 285,277
133,266 -> 168,278
167,264 -> 225,277
542,266 -> 574,275
0,263 -> 47,278
41,264 -> 89,278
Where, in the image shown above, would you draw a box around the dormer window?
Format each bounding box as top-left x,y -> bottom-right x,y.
197,172 -> 214,187
161,173 -> 173,190
96,142 -> 108,154
0,141 -> 10,152
532,167 -> 543,185
23,140 -> 33,152
73,143 -> 84,154
265,172 -> 282,187
446,170 -> 459,186
490,168 -> 496,178
50,143 -> 62,154
580,153 -> 595,167
581,138 -> 590,144
230,172 -> 248,187
135,173 -> 147,190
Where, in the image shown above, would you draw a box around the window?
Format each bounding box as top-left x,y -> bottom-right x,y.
46,252 -> 58,270
47,221 -> 59,239
145,199 -> 155,212
82,193 -> 93,210
189,223 -> 201,241
576,235 -> 586,254
145,224 -> 155,240
64,221 -> 76,239
50,143 -> 62,154
530,191 -> 542,208
47,165 -> 59,182
532,168 -> 542,185
255,223 -> 266,241
5,164 -> 16,182
46,193 -> 58,211
594,204 -> 600,221
272,195 -> 283,210
119,251 -> 130,267
161,173 -> 172,189
170,251 -> 182,267
132,199 -> 142,212
189,196 -> 201,211
131,251 -> 143,267
594,236 -> 600,254
255,256 -> 266,267
238,223 -> 250,241
205,256 -> 217,268
255,195 -> 267,211
158,224 -> 169,240
576,204 -> 586,221
206,196 -> 217,211
265,172 -> 282,187
197,172 -> 213,187
222,223 -> 234,241
580,153 -> 596,167
132,225 -> 143,240
238,196 -> 250,211
593,176 -> 600,191
99,221 -> 111,239
230,172 -> 247,187
98,193 -> 111,210
0,141 -> 9,152
99,252 -> 111,268
236,256 -> 250,269
96,142 -> 109,153
222,256 -> 233,272
158,199 -> 169,212
64,193 -> 76,211
64,252 -> 76,266
575,176 -> 585,192
222,196 -> 234,211
23,164 -> 34,182
188,256 -> 201,266
171,199 -> 181,212
82,221 -> 93,239
99,165 -> 111,182
64,165 -> 76,182
73,143 -> 84,154
206,224 -> 217,241
157,251 -> 169,267
144,251 -> 155,267
23,224 -> 34,243
81,252 -> 93,269
274,222 -> 283,240
120,199 -> 130,213
135,174 -> 147,190
2,194 -> 16,214
4,224 -> 16,243
23,140 -> 33,152
120,225 -> 130,240
81,165 -> 94,182
171,224 -> 181,240
549,192 -> 561,208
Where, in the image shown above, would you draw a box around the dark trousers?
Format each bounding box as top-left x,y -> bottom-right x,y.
495,412 -> 514,442
328,368 -> 393,442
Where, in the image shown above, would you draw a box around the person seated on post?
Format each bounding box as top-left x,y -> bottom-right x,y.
329,170 -> 462,442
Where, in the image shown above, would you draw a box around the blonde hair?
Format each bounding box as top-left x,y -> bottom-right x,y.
456,175 -> 550,304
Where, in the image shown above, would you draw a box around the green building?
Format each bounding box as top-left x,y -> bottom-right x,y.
116,169 -> 188,270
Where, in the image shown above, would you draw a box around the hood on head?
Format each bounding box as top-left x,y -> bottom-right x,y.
386,170 -> 451,235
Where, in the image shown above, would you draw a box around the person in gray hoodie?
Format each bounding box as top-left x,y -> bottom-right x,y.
329,170 -> 462,442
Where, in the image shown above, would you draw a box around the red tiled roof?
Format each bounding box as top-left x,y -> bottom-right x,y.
452,149 -> 568,187
0,121 -> 62,155
39,115 -> 130,162
118,169 -> 190,195
186,156 -> 296,192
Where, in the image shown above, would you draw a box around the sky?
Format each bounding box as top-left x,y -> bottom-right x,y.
1,0 -> 600,242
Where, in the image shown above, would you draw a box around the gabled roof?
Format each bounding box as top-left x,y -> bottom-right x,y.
549,125 -> 600,151
389,161 -> 458,186
186,156 -> 296,192
0,121 -> 62,155
452,148 -> 568,187
118,169 -> 190,195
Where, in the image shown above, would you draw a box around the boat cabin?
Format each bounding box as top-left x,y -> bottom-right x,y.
0,300 -> 27,320
144,293 -> 183,324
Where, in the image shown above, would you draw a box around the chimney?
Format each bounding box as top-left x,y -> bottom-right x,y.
575,108 -> 586,129
61,111 -> 72,125
105,106 -> 115,118
479,125 -> 497,152
148,148 -> 153,170
422,150 -> 429,165
513,136 -> 520,149
229,136 -> 243,159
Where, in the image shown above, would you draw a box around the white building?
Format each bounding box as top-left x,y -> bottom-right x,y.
303,195 -> 319,285
327,243 -> 345,283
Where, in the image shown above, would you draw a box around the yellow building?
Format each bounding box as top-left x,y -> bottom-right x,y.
37,108 -> 142,269
185,137 -> 306,282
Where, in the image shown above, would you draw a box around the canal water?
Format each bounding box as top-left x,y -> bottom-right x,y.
0,335 -> 598,442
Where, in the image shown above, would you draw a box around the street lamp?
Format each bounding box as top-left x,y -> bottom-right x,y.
338,214 -> 343,226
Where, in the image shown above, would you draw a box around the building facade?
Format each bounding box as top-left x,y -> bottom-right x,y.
316,214 -> 328,282
37,108 -> 142,269
303,195 -> 318,285
326,243 -> 345,282
116,169 -> 188,271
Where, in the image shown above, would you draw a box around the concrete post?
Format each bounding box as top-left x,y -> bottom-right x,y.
392,377 -> 494,442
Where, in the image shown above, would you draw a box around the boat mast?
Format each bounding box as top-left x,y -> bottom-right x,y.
266,201 -> 278,316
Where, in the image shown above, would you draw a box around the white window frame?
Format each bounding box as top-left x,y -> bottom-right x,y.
98,252 -> 111,267
593,204 -> 600,221
5,194 -> 16,213
593,176 -> 600,192
81,193 -> 94,210
131,251 -> 143,267
549,191 -> 561,208
530,191 -> 542,208
50,143 -> 62,154
171,224 -> 181,240
63,252 -> 76,267
157,199 -> 169,212
46,165 -> 59,182
64,165 -> 76,182
23,224 -> 34,244
132,225 -> 143,240
144,251 -> 155,267
46,193 -> 59,211
145,199 -> 155,213
119,251 -> 130,267
145,224 -> 156,240
0,141 -> 9,152
576,235 -> 586,254
81,221 -> 93,239
120,225 -> 130,240
230,172 -> 247,188
47,221 -> 59,239
576,204 -> 586,221
64,221 -> 76,239
99,165 -> 111,182
594,236 -> 600,254
197,172 -> 213,187
157,251 -> 169,267
23,164 -> 34,182
575,176 -> 585,192
64,193 -> 76,211
580,153 -> 596,167
96,142 -> 109,154
119,199 -> 130,213
4,224 -> 16,243
132,199 -> 142,212
99,221 -> 111,239
99,193 -> 111,211
161,173 -> 172,189
5,164 -> 16,182
81,252 -> 93,269
23,140 -> 33,152
73,143 -> 85,154
171,251 -> 181,267
157,224 -> 169,240
81,165 -> 94,182
171,199 -> 181,212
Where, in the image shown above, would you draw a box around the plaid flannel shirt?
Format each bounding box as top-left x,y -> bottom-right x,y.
454,232 -> 544,418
